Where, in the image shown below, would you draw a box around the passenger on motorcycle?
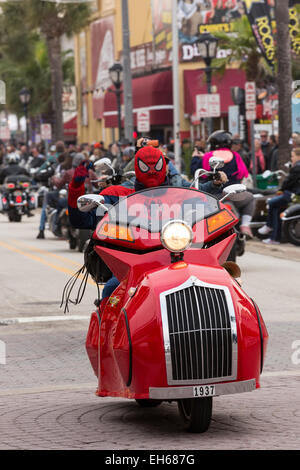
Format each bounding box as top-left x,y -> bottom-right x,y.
201,130 -> 255,239
68,143 -> 228,314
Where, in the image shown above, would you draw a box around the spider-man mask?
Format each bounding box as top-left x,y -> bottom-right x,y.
135,147 -> 166,188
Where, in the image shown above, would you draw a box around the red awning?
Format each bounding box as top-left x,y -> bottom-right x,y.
184,68 -> 246,118
64,114 -> 77,136
104,70 -> 173,128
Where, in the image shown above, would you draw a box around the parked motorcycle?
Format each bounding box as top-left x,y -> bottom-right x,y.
44,187 -> 79,250
248,170 -> 287,239
280,194 -> 300,246
77,182 -> 268,433
0,174 -> 36,222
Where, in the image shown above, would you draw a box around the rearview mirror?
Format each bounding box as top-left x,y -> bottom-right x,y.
220,184 -> 247,202
262,170 -> 272,179
77,194 -> 106,212
209,156 -> 224,172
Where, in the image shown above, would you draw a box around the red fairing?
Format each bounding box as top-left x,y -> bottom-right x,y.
83,186 -> 267,402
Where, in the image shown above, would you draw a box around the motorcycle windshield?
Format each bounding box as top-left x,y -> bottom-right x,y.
97,186 -> 220,233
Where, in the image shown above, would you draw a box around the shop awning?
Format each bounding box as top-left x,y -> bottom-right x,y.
63,113 -> 77,136
184,68 -> 246,118
104,70 -> 173,128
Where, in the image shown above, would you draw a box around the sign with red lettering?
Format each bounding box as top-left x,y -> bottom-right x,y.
137,109 -> 150,132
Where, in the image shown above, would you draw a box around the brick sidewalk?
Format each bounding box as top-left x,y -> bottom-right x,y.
0,374 -> 298,450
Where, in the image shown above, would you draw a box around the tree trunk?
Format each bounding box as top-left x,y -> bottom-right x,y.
46,35 -> 63,142
275,0 -> 292,169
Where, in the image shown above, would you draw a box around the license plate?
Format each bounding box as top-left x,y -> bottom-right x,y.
14,191 -> 22,196
193,385 -> 216,397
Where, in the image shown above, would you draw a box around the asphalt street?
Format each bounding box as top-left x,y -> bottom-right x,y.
0,211 -> 299,450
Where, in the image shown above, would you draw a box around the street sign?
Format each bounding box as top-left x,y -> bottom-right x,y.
228,105 -> 239,135
137,109 -> 150,133
41,123 -> 52,141
246,110 -> 257,121
196,94 -> 221,119
0,125 -> 10,140
245,82 -> 257,119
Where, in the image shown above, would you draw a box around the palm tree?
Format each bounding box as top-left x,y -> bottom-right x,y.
1,1 -> 91,141
213,16 -> 273,83
275,0 -> 293,168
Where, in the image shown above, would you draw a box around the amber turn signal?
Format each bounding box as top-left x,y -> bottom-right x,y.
98,222 -> 134,242
207,210 -> 234,234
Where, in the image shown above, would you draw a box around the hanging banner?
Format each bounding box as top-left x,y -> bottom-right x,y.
243,0 -> 275,67
289,0 -> 300,54
91,16 -> 115,119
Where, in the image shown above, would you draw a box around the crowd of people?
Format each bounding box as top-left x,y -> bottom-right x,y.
0,129 -> 300,246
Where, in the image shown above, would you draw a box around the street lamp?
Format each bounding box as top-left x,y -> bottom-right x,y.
19,87 -> 31,149
196,33 -> 219,136
108,62 -> 123,140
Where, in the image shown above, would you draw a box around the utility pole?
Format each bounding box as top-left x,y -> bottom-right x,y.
275,0 -> 292,168
172,0 -> 181,173
121,0 -> 134,143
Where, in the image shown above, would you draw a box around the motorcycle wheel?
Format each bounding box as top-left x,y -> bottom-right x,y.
178,397 -> 212,433
8,211 -> 21,222
69,237 -> 77,250
283,217 -> 300,246
227,243 -> 236,262
135,399 -> 162,408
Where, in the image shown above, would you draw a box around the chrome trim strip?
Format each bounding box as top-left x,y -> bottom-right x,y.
149,379 -> 256,400
159,276 -> 238,385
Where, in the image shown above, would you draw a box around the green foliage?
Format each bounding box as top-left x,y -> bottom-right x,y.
0,0 -> 91,119
212,16 -> 273,83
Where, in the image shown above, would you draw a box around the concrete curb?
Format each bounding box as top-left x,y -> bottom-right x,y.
246,239 -> 300,262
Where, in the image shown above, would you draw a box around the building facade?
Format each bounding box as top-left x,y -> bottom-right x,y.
74,0 -> 247,146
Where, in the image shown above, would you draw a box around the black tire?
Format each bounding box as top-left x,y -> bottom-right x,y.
8,211 -> 21,222
78,239 -> 87,253
283,217 -> 300,246
178,397 -> 212,433
69,237 -> 77,250
227,243 -> 236,262
135,399 -> 162,408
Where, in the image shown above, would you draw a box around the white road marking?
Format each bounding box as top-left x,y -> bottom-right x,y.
0,315 -> 91,325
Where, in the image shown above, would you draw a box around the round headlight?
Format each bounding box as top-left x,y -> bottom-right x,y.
161,220 -> 193,253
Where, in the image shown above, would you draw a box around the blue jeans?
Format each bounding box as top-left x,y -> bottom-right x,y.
266,191 -> 292,241
102,276 -> 120,300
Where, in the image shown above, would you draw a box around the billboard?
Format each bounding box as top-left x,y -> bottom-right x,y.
91,16 -> 115,119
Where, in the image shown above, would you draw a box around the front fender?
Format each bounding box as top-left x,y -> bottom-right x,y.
282,204 -> 300,220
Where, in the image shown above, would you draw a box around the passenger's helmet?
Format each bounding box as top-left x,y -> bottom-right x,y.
7,152 -> 20,164
207,130 -> 233,151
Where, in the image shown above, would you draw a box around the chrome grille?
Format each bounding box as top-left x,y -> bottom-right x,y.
161,278 -> 237,384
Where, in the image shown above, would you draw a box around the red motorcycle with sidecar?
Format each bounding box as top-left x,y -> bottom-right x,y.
78,183 -> 268,433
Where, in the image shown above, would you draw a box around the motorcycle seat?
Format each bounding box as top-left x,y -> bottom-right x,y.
249,187 -> 278,196
4,174 -> 31,184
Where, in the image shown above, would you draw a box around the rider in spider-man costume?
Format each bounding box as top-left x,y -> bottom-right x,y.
68,144 -> 227,311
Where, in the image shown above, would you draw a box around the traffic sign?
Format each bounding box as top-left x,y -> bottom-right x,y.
196,94 -> 221,119
137,109 -> 150,133
245,82 -> 256,111
246,110 -> 257,121
41,123 -> 52,141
